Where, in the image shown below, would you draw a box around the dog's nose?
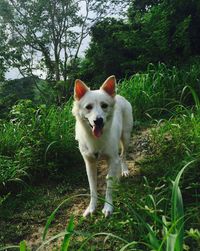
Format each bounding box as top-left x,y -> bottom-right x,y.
94,117 -> 104,127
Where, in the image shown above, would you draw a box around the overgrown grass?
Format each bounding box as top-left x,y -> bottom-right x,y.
2,161 -> 199,250
24,106 -> 199,250
1,60 -> 200,188
0,99 -> 80,189
0,61 -> 200,250
142,112 -> 200,177
119,61 -> 200,121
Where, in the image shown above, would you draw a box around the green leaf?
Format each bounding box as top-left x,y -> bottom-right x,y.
171,160 -> 195,251
20,240 -> 26,251
166,234 -> 177,251
61,215 -> 75,251
147,224 -> 160,250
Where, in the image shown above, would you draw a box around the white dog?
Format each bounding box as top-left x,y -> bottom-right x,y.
72,75 -> 133,217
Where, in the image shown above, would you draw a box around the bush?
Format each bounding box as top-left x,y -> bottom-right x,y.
0,99 -> 80,189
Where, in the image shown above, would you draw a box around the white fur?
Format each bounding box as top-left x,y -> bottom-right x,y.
72,86 -> 133,217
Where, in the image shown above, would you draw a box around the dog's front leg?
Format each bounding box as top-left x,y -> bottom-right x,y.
83,156 -> 97,217
102,156 -> 121,217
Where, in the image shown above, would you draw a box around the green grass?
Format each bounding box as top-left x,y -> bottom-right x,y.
119,61 -> 200,121
1,60 -> 200,187
0,61 -> 200,250
0,99 -> 80,189
2,161 -> 198,250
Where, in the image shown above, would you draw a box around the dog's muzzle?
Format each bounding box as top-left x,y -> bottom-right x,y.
92,117 -> 104,138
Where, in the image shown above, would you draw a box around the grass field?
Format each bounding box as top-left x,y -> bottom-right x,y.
0,62 -> 200,250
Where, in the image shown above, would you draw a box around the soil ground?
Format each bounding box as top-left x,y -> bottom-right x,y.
0,129 -> 151,250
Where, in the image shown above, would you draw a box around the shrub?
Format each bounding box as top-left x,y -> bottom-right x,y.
0,99 -> 79,188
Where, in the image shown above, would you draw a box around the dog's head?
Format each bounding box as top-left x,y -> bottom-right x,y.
72,76 -> 116,138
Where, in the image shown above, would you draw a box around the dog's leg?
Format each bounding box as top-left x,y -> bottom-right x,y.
121,131 -> 131,177
102,156 -> 121,217
121,155 -> 129,177
83,156 -> 97,217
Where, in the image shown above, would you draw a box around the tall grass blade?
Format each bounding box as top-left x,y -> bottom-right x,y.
119,241 -> 138,251
61,215 -> 74,251
0,246 -> 19,250
44,141 -> 57,162
159,216 -> 185,251
181,85 -> 200,110
42,194 -> 89,241
37,231 -> 71,251
166,234 -> 177,251
171,160 -> 195,251
20,240 -> 27,251
78,232 -> 128,251
128,206 -> 161,250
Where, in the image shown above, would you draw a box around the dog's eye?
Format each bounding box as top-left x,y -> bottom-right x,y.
101,103 -> 108,109
85,104 -> 93,110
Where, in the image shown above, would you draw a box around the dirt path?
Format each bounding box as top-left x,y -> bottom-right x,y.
24,129 -> 152,250
0,128 -> 152,250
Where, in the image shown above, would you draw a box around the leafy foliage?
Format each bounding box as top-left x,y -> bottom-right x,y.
78,18 -> 136,85
0,99 -> 79,188
79,0 -> 200,83
119,59 -> 200,121
0,77 -> 37,117
0,0 -> 129,102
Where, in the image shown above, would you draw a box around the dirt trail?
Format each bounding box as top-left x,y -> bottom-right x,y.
0,129 -> 151,250
23,128 -> 152,250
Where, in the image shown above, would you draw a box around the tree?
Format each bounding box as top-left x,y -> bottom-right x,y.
0,0 -> 128,102
0,77 -> 37,117
127,0 -> 200,63
0,19 -> 8,81
78,18 -> 135,85
80,0 -> 200,84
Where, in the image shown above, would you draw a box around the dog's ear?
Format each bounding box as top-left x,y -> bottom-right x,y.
74,79 -> 89,100
100,75 -> 116,97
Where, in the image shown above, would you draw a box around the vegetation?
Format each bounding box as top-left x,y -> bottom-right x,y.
119,60 -> 200,121
0,0 -> 127,101
78,0 -> 200,84
0,0 -> 200,250
0,99 -> 79,190
1,61 -> 200,250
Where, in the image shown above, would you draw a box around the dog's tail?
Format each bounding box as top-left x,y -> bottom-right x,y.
120,140 -> 125,157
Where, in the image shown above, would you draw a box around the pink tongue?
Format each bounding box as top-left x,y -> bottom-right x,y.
92,126 -> 103,138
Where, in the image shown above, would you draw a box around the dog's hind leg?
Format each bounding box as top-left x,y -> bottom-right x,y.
120,104 -> 133,176
120,131 -> 131,177
82,156 -> 97,217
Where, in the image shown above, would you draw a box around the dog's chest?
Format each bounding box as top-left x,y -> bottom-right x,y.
79,140 -> 109,160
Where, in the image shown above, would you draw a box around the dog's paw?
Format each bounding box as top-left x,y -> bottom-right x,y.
83,205 -> 96,217
122,170 -> 129,177
102,204 -> 113,217
121,162 -> 129,177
